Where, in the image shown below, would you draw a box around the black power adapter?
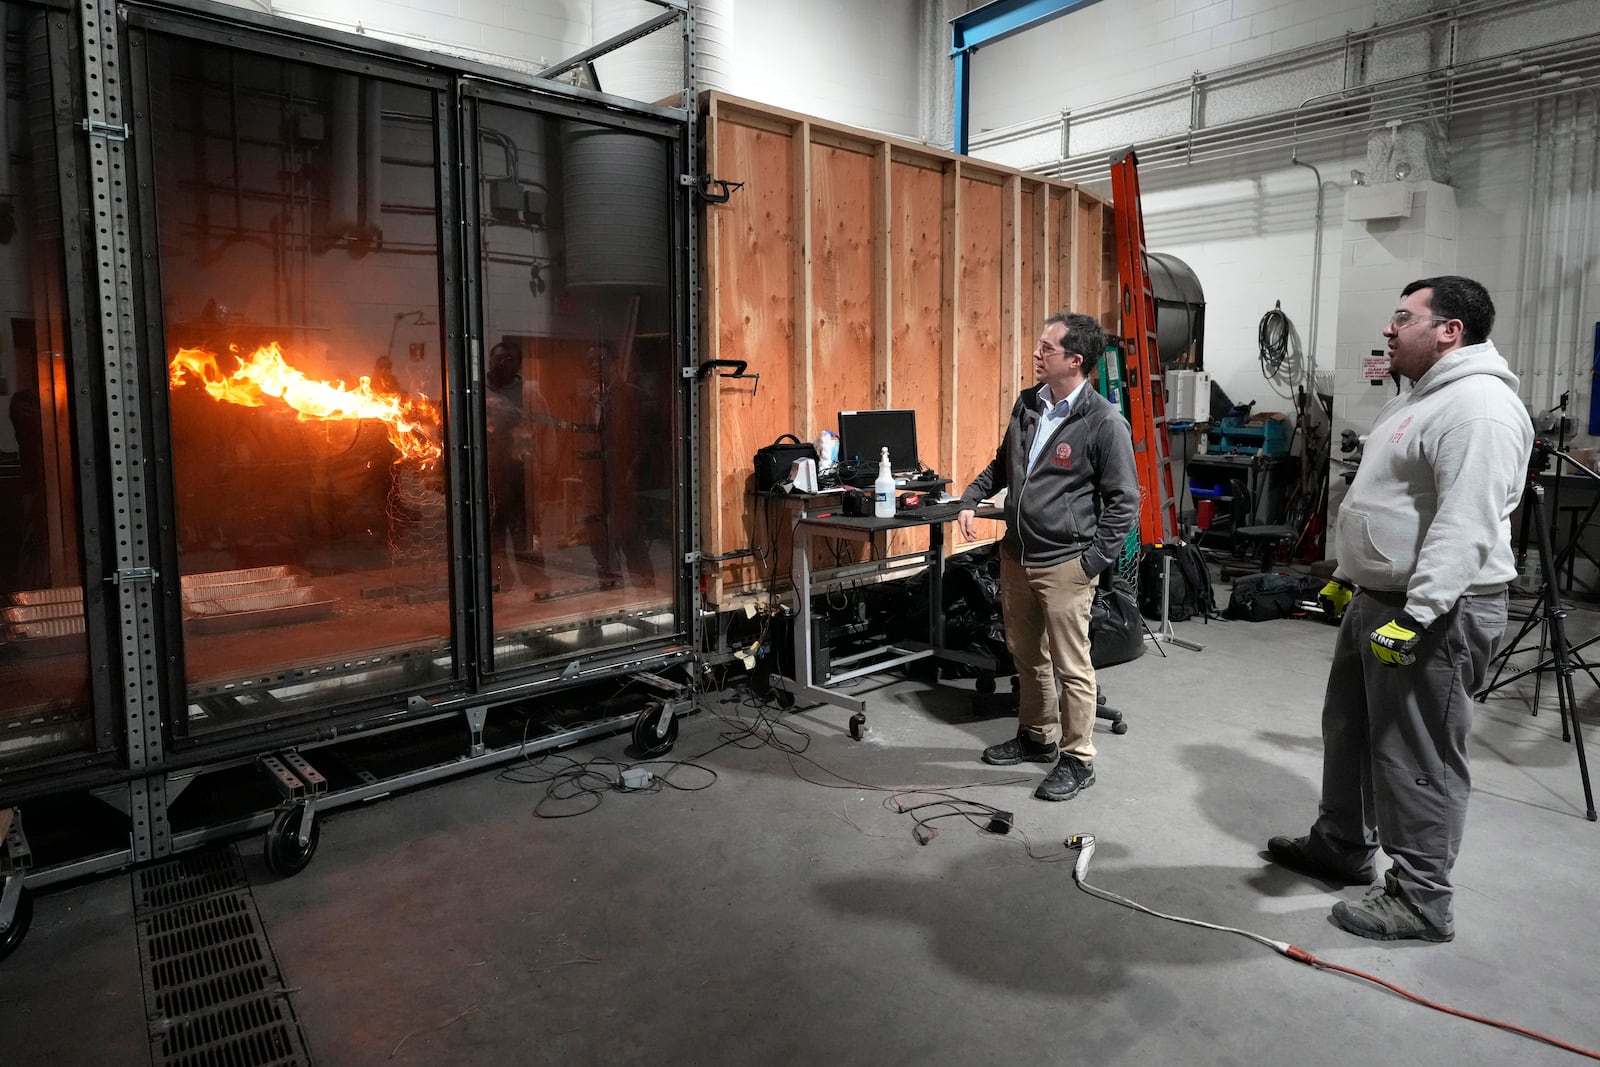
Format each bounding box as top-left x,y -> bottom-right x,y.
985,811 -> 1014,835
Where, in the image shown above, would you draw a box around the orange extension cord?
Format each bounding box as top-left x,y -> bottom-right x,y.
1065,834 -> 1600,1062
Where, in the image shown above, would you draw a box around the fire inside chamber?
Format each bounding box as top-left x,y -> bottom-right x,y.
168,341 -> 443,467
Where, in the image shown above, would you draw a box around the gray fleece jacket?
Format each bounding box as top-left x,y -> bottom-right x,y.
960,384 -> 1140,575
1334,339 -> 1534,628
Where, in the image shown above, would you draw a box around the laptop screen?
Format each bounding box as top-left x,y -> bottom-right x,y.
837,409 -> 919,478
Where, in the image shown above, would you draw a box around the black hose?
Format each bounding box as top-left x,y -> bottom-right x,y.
1259,301 -> 1291,379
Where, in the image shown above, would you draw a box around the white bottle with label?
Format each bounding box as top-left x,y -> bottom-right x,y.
873,447 -> 896,518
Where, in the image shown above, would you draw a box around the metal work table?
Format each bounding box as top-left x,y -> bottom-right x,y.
767,490 -> 996,734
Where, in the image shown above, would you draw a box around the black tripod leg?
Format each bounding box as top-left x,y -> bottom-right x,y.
1528,482 -> 1597,821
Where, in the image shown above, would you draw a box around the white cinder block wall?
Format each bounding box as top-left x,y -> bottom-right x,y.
965,0 -> 1600,456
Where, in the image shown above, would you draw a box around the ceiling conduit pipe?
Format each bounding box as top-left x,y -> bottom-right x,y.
327,74 -> 360,241
1555,85 -> 1582,413
1515,96 -> 1545,411
1568,88 -> 1598,419
361,81 -> 383,246
1290,155 -> 1327,412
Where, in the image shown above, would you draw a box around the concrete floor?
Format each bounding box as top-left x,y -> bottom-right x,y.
6,591 -> 1600,1066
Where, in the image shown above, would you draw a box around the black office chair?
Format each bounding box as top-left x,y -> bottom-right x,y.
1224,478 -> 1297,579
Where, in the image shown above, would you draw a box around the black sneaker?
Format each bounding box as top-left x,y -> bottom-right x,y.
1265,835 -> 1373,886
981,732 -> 1059,766
1034,753 -> 1095,801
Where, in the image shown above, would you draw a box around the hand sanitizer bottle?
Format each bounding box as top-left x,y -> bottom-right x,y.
873,447 -> 896,518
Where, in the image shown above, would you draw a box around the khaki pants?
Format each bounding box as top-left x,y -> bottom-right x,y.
999,554 -> 1098,762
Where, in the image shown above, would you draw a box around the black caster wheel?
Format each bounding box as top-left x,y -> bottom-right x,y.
1112,721 -> 1129,735
631,701 -> 679,758
848,712 -> 867,740
264,803 -> 320,877
975,675 -> 996,695
0,886 -> 32,963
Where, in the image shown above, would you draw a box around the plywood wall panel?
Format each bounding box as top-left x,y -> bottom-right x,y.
700,93 -> 1117,606
809,142 -> 875,441
953,176 -> 1002,496
709,118 -> 798,596
888,159 -> 946,469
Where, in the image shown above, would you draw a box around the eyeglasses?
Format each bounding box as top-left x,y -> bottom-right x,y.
1035,342 -> 1077,358
1388,310 -> 1450,329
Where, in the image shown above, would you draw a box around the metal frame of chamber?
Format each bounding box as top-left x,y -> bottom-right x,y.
0,0 -> 703,923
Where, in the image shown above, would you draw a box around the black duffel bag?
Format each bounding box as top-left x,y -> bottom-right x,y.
754,433 -> 818,491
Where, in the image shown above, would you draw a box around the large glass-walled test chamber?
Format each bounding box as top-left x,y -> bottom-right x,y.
1,0 -> 692,788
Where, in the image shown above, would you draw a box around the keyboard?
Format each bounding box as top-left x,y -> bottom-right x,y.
906,501 -> 967,522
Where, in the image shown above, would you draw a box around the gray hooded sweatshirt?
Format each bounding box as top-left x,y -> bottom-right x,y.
1333,339 -> 1534,628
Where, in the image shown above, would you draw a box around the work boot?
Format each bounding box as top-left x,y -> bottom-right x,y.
1034,753 -> 1095,802
1332,869 -> 1454,943
981,732 -> 1058,766
1265,835 -> 1374,886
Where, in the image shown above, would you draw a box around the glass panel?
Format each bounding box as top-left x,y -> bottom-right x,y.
477,104 -> 678,671
149,38 -> 453,730
0,4 -> 94,764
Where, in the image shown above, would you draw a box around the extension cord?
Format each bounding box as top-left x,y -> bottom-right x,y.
620,768 -> 654,790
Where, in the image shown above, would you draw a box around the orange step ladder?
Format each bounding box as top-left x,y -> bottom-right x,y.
1110,149 -> 1180,546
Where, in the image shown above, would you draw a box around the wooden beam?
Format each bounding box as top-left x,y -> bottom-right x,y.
793,121 -> 814,439
1068,185 -> 1082,314
874,142 -> 892,408
1033,182 -> 1051,323
1001,174 -> 1022,434
942,160 -> 962,483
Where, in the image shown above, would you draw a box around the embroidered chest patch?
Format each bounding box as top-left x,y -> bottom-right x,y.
1052,442 -> 1073,468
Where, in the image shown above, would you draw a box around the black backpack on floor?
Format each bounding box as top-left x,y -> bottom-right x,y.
1225,572 -> 1323,622
1138,543 -> 1214,622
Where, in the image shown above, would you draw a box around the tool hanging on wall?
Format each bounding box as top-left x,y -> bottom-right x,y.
1110,150 -> 1179,544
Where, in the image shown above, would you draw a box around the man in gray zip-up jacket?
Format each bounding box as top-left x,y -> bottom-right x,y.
1268,276 -> 1533,943
957,312 -> 1139,802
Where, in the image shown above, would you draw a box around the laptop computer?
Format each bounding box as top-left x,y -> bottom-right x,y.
837,409 -> 922,488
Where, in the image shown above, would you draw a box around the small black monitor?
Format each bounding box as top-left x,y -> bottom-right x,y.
837,409 -> 919,481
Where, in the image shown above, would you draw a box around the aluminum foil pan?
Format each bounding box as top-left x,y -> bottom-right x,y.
182,565 -> 297,591
7,615 -> 87,639
4,602 -> 85,623
180,576 -> 299,605
9,586 -> 84,606
186,585 -> 324,616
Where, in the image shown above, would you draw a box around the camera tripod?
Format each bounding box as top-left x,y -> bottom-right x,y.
1476,451 -> 1596,820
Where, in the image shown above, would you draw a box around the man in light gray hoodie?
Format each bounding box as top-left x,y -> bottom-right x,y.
1268,276 -> 1533,943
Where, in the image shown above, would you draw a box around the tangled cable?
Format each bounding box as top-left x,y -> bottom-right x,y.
1259,301 -> 1291,378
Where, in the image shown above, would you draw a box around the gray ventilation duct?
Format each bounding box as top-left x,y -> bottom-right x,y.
1148,252 -> 1205,366
560,123 -> 668,289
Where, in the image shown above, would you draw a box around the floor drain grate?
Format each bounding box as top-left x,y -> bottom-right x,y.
134,846 -> 313,1067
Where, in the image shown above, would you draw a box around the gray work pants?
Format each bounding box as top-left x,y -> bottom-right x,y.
1306,588 -> 1507,932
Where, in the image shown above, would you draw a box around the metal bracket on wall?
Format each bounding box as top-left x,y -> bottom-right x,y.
687,359 -> 758,395
682,173 -> 744,204
79,119 -> 129,140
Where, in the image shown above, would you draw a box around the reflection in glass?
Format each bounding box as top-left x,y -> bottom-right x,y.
477,106 -> 678,671
149,39 -> 453,728
0,3 -> 93,764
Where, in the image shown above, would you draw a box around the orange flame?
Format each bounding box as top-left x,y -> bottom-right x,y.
169,342 -> 442,467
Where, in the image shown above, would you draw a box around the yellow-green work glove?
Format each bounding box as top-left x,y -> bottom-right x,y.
1370,614 -> 1423,667
1318,578 -> 1354,620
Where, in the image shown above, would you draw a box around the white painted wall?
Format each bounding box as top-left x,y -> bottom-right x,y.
269,0 -> 928,137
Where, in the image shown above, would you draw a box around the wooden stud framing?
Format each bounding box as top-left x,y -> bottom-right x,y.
697,93 -> 1118,605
